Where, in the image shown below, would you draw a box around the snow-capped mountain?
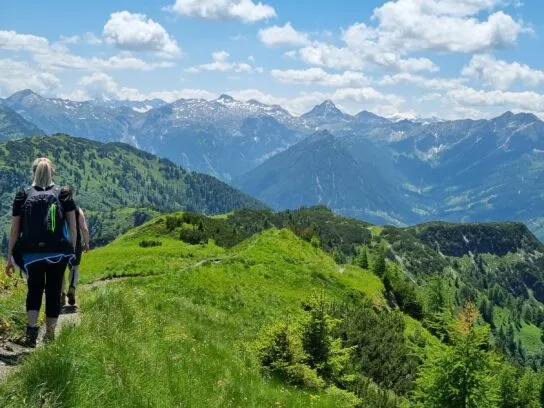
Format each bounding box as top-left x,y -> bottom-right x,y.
3,90 -> 145,144
4,89 -> 544,240
300,100 -> 354,130
91,98 -> 167,113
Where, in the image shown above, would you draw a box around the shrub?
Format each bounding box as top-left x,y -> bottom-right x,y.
138,240 -> 162,248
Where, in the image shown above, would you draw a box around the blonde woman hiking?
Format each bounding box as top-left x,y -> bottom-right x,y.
5,158 -> 77,347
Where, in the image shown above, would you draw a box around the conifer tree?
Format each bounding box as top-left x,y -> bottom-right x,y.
414,302 -> 499,408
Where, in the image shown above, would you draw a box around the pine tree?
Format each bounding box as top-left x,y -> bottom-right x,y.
355,245 -> 369,269
372,244 -> 387,277
414,302 -> 499,408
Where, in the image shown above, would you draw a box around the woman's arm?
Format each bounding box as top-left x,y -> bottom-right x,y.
78,209 -> 91,251
66,210 -> 77,251
5,216 -> 21,276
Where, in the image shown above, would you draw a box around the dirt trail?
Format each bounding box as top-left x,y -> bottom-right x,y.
0,306 -> 80,381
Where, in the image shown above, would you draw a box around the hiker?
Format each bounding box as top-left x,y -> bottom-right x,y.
61,190 -> 90,307
5,158 -> 77,347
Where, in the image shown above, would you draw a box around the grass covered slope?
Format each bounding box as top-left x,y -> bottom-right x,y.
0,215 -> 390,407
0,134 -> 265,245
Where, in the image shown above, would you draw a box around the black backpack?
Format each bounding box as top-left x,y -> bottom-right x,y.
19,186 -> 69,252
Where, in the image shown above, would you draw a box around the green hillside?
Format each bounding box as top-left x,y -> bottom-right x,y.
2,208 -> 544,407
0,104 -> 45,141
0,134 -> 265,245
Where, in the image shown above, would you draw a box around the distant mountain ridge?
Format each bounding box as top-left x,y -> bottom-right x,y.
3,89 -> 544,240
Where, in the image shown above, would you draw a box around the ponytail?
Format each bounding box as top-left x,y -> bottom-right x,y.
32,157 -> 55,188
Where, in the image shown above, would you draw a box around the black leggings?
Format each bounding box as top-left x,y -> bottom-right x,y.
26,259 -> 69,318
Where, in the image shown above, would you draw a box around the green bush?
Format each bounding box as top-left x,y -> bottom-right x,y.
138,240 -> 163,248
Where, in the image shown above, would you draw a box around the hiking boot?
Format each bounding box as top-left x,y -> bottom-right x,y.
43,329 -> 55,343
25,326 -> 39,348
60,292 -> 67,307
67,286 -> 76,306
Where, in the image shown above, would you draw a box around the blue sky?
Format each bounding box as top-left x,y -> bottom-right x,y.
1,0 -> 544,118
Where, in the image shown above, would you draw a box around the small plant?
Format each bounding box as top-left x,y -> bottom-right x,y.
139,240 -> 163,248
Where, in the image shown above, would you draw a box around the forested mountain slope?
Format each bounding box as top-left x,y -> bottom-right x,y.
0,134 -> 265,245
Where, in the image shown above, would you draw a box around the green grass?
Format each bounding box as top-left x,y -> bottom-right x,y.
518,322 -> 543,355
0,227 -> 386,407
493,306 -> 544,356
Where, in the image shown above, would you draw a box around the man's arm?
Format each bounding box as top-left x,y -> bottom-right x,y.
66,210 -> 77,251
79,208 -> 91,251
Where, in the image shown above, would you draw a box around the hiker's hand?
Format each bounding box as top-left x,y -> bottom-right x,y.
5,259 -> 15,277
83,243 -> 90,252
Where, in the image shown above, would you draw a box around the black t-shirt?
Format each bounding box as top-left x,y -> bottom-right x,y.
12,186 -> 77,216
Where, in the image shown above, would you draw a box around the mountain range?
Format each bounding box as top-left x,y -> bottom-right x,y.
1,89 -> 543,240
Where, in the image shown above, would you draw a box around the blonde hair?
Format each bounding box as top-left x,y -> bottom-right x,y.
32,157 -> 55,188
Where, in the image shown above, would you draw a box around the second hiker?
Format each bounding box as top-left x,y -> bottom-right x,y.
61,188 -> 90,307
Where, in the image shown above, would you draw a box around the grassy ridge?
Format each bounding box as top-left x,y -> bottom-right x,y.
0,218 -> 391,407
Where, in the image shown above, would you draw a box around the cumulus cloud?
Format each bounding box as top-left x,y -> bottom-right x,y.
58,35 -> 81,45
299,41 -> 438,72
84,32 -> 103,45
0,30 -> 49,53
258,23 -> 310,47
71,72 -> 143,100
185,50 -> 260,73
447,86 -> 544,112
0,59 -> 61,97
368,0 -> 525,53
271,68 -> 368,88
167,0 -> 276,23
68,72 -> 217,102
0,30 -> 175,72
293,0 -> 525,74
103,11 -> 181,58
379,73 -> 466,90
462,54 -> 544,90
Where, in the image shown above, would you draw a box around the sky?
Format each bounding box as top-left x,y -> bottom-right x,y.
1,0 -> 544,119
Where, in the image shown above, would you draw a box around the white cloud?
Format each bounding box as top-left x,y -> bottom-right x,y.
84,32 -> 103,45
271,68 -> 369,88
462,54 -> 544,90
299,41 -> 438,72
419,92 -> 443,102
332,87 -> 404,106
284,50 -> 297,59
69,72 -> 217,102
258,23 -> 310,47
293,0 -> 525,74
103,11 -> 181,58
0,30 -> 49,53
0,30 -> 175,72
167,0 -> 276,23
447,86 -> 544,111
0,59 -> 61,97
370,0 -> 526,53
379,73 -> 466,89
36,53 -> 175,72
212,50 -> 230,62
70,72 -> 142,100
58,35 -> 81,45
185,51 -> 259,74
